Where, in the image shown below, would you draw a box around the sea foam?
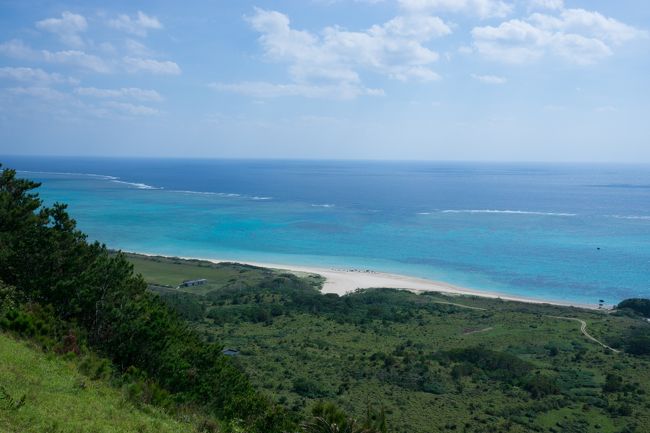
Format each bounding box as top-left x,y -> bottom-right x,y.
610,215 -> 650,220
111,180 -> 161,190
438,209 -> 577,217
17,170 -> 118,180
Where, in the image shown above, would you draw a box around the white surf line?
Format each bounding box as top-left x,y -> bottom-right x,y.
546,315 -> 620,353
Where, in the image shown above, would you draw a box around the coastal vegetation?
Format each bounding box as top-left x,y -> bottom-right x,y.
617,299 -> 650,318
2,164 -> 650,433
129,254 -> 650,433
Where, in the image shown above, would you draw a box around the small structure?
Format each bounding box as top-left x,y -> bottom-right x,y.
222,348 -> 239,356
177,278 -> 207,288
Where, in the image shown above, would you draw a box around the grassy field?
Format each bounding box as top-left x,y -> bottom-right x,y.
126,252 -> 324,295
128,253 -> 650,433
0,333 -> 195,433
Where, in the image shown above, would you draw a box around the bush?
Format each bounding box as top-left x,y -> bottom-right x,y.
443,347 -> 532,382
617,299 -> 650,318
623,328 -> 650,356
523,374 -> 560,399
78,354 -> 113,381
292,378 -> 329,398
602,373 -> 624,393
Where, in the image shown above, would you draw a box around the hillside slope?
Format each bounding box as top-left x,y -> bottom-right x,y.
129,253 -> 650,433
0,333 -> 194,433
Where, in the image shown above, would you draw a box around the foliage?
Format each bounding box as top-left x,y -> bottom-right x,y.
602,374 -> 624,393
0,385 -> 26,411
437,347 -> 560,398
152,287 -> 206,321
0,333 -> 196,432
138,252 -> 650,433
126,249 -> 650,433
617,299 -> 650,318
622,327 -> 650,356
303,402 -> 387,433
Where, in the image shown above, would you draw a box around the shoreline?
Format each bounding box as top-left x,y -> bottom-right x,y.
130,251 -> 602,310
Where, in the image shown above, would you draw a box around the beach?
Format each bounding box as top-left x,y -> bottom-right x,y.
136,252 -> 601,310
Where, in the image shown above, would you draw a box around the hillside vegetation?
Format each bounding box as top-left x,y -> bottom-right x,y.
0,333 -> 194,433
129,253 -> 650,433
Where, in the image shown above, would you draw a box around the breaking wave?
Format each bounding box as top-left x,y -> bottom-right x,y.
438,209 -> 577,217
111,180 -> 161,190
609,215 -> 650,220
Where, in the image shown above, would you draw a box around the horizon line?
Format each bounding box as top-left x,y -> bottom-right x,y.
1,153 -> 650,166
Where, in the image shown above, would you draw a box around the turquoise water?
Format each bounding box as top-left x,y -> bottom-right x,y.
3,156 -> 650,305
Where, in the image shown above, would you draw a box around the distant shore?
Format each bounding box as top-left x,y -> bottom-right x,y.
132,251 -> 602,310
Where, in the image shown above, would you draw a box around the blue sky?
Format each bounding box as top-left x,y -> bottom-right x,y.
0,0 -> 648,161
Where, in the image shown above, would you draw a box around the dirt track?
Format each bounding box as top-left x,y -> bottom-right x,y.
547,316 -> 620,353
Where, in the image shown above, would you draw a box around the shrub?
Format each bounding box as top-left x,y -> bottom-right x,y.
523,374 -> 560,399
292,378 -> 329,398
617,299 -> 650,318
623,327 -> 650,356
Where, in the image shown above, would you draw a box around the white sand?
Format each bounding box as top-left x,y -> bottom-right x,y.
135,252 -> 600,310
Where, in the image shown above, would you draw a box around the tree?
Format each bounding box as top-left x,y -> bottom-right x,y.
618,298 -> 650,318
302,402 -> 386,433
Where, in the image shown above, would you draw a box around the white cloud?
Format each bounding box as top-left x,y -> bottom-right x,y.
529,0 -> 563,11
36,12 -> 87,48
0,39 -> 37,59
472,8 -> 647,64
0,39 -> 110,73
530,9 -> 647,45
98,42 -> 117,54
316,0 -> 387,4
104,101 -> 159,115
230,8 -> 448,99
0,37 -> 178,77
399,0 -> 513,19
471,73 -> 506,84
74,87 -> 163,102
42,49 -> 111,72
8,86 -> 69,101
211,81 -> 383,100
0,67 -> 76,84
124,39 -> 156,57
123,57 -> 181,75
108,12 -> 162,37
377,14 -> 452,39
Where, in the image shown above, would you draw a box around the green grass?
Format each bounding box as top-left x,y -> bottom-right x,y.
125,252 -> 323,295
0,333 -> 195,433
127,253 -> 650,433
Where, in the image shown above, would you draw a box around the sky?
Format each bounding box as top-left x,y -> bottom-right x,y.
0,0 -> 648,162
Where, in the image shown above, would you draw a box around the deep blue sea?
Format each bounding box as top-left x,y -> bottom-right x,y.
3,156 -> 650,305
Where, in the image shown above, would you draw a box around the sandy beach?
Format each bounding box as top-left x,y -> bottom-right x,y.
135,252 -> 600,310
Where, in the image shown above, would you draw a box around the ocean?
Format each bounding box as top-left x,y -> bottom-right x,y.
3,156 -> 650,305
